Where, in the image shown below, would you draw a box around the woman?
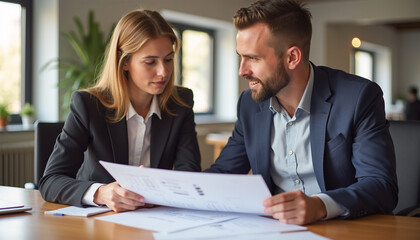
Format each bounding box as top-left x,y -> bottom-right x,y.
39,9 -> 201,212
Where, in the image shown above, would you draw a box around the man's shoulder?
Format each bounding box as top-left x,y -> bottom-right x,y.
314,64 -> 378,91
315,65 -> 367,82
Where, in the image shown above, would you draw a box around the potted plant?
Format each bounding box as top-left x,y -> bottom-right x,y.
0,104 -> 10,129
42,11 -> 114,117
21,102 -> 35,127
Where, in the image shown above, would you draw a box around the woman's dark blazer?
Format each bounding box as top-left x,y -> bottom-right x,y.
39,87 -> 201,206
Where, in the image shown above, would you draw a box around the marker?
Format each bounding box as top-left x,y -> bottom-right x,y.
53,213 -> 64,216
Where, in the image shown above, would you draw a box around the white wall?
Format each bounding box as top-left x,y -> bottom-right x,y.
33,0 -> 59,121
399,31 -> 420,99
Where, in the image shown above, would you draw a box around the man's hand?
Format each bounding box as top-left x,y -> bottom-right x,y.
263,189 -> 327,225
93,182 -> 145,212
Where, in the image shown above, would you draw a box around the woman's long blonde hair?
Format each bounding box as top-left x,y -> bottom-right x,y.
86,9 -> 187,123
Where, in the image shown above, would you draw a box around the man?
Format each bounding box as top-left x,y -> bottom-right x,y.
405,86 -> 420,120
205,0 -> 398,225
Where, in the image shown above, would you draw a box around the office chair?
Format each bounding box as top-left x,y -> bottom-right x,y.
25,121 -> 64,189
389,120 -> 420,217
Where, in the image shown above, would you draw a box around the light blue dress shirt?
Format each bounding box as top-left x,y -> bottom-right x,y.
269,65 -> 346,220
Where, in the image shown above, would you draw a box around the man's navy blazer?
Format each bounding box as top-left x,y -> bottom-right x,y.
39,87 -> 201,206
206,64 -> 398,219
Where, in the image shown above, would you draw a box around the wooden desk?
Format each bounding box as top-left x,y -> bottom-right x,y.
1,186 -> 419,240
205,132 -> 230,161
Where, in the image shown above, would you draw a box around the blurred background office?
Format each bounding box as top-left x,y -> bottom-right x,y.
1,0 -> 420,182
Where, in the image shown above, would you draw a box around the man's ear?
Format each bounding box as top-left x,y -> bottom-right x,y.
285,46 -> 302,70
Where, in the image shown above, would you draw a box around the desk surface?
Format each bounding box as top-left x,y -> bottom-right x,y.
0,186 -> 419,240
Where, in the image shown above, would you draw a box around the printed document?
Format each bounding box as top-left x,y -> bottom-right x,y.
100,161 -> 272,215
96,206 -> 240,233
152,213 -> 307,239
154,231 -> 330,240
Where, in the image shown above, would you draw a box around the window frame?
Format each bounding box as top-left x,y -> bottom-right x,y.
169,21 -> 216,115
352,48 -> 376,82
1,0 -> 33,124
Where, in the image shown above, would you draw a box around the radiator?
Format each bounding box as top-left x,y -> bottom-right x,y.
0,141 -> 34,187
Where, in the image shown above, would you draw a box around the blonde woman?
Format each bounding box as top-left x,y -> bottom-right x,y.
39,9 -> 201,212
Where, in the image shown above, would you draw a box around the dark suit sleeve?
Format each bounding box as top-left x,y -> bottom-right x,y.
204,91 -> 251,174
325,81 -> 398,218
171,87 -> 201,171
39,91 -> 96,206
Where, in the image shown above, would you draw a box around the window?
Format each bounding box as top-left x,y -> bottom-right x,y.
0,0 -> 32,123
162,10 -> 238,122
350,41 -> 392,113
170,22 -> 215,114
353,49 -> 374,81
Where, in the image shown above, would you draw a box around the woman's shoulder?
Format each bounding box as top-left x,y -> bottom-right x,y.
174,86 -> 193,105
71,90 -> 99,104
70,90 -> 108,113
175,86 -> 193,97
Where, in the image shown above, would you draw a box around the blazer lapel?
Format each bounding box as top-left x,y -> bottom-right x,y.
150,113 -> 173,168
106,119 -> 129,165
255,100 -> 274,191
310,64 -> 332,192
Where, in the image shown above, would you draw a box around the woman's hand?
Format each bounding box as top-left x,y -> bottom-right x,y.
93,182 -> 145,212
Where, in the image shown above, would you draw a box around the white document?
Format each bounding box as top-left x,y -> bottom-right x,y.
153,214 -> 307,240
44,206 -> 111,217
95,206 -> 239,233
100,161 -> 272,215
169,231 -> 331,240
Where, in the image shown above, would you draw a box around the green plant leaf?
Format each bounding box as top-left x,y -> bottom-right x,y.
40,10 -> 115,117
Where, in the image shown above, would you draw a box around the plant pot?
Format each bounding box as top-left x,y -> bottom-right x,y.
22,115 -> 34,128
0,117 -> 8,129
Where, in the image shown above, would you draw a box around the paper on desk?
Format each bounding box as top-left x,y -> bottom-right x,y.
44,206 -> 111,217
95,206 -> 240,233
153,214 -> 307,240
158,231 -> 331,240
100,161 -> 272,215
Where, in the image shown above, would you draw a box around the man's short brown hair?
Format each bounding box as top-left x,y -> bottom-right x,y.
233,0 -> 312,62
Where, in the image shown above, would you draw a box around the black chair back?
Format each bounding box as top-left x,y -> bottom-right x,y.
389,120 -> 420,215
34,121 -> 64,188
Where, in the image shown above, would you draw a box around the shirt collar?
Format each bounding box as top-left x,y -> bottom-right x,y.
269,64 -> 314,114
126,95 -> 162,121
299,63 -> 314,113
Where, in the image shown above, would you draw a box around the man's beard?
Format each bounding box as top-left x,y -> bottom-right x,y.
247,61 -> 290,103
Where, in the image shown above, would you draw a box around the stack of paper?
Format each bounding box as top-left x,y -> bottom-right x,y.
96,162 -> 331,239
96,206 -> 329,240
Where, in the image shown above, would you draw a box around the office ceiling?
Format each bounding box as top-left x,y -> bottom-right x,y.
386,21 -> 420,31
305,0 -> 420,31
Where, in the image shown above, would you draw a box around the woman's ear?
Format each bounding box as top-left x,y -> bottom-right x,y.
118,51 -> 130,71
285,46 -> 302,70
122,60 -> 129,71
